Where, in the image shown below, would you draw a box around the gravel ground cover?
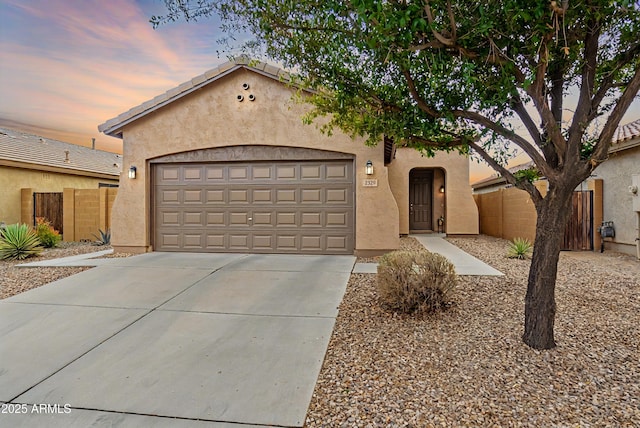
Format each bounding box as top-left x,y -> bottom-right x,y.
0,242 -> 108,299
306,235 -> 640,427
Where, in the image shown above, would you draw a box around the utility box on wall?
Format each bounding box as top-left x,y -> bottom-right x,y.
632,174 -> 640,212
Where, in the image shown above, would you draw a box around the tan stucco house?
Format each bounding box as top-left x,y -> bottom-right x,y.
0,127 -> 120,229
98,58 -> 478,256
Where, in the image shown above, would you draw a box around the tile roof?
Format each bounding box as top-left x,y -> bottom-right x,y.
612,118 -> 640,144
98,56 -> 292,138
0,127 -> 121,178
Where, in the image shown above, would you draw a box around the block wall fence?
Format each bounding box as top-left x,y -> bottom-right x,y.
20,188 -> 117,242
473,179 -> 603,251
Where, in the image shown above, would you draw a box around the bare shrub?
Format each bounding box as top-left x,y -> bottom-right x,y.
376,250 -> 457,313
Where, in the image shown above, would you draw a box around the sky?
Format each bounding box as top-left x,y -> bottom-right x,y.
0,0 -> 638,183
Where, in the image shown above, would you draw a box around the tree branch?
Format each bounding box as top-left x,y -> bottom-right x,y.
453,110 -> 555,180
567,17 -> 601,156
590,65 -> 640,169
468,140 -> 543,204
588,41 -> 640,122
424,1 -> 455,46
401,69 -> 441,117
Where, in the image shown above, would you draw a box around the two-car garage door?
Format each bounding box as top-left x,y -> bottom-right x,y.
153,160 -> 354,254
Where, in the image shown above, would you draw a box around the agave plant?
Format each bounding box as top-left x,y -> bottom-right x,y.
92,228 -> 111,246
0,223 -> 44,260
507,237 -> 533,260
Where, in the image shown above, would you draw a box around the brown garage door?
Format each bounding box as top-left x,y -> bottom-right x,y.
153,160 -> 354,254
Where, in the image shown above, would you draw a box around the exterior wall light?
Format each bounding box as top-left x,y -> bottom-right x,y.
365,160 -> 374,175
440,185 -> 445,193
128,166 -> 137,179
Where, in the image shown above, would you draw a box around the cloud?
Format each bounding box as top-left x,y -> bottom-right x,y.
0,0 -> 224,145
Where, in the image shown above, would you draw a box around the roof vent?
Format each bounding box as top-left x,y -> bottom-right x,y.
39,137 -> 46,143
64,150 -> 70,163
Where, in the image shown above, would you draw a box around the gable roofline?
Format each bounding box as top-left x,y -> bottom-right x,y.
98,57 -> 294,138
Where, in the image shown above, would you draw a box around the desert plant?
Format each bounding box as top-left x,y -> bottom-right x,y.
35,217 -> 61,248
92,228 -> 111,246
376,250 -> 457,314
507,238 -> 533,260
0,223 -> 44,260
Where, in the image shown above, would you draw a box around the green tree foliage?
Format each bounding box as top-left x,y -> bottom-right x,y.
152,0 -> 640,349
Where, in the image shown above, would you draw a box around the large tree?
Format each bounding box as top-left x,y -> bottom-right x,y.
153,0 -> 640,349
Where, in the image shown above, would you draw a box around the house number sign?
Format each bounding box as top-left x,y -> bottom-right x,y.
363,179 -> 378,187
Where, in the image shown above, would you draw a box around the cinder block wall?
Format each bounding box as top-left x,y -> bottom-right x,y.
474,181 -> 548,243
61,188 -> 117,241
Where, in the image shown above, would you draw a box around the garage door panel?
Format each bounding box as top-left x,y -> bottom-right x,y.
205,166 -> 225,180
229,189 -> 249,203
160,190 -> 180,203
206,234 -> 225,248
184,166 -> 203,181
229,235 -> 250,249
229,166 -> 249,179
275,189 -> 297,203
184,212 -> 204,226
206,190 -> 224,203
184,190 -> 203,203
206,212 -> 225,226
230,212 -> 249,225
276,212 -> 296,226
252,189 -> 273,202
154,159 -> 354,254
301,165 -> 321,179
253,212 -> 273,226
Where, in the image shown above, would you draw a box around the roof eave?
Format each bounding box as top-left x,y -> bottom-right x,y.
0,159 -> 120,180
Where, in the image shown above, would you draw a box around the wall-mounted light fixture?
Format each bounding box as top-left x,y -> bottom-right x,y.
365,160 -> 374,175
440,185 -> 445,193
128,166 -> 137,179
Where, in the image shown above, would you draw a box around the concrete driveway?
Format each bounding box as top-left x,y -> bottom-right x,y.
0,252 -> 355,427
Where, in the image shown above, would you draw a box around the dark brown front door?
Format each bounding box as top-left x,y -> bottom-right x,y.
409,170 -> 433,230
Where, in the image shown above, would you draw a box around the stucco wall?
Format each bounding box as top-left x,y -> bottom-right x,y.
592,145 -> 640,256
0,165 -> 118,225
111,68 -> 400,254
388,148 -> 479,235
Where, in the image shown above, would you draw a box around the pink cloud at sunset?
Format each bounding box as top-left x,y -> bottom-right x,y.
0,0 -> 225,153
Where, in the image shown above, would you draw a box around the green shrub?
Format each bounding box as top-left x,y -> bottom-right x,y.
0,223 -> 44,260
376,250 -> 457,314
92,228 -> 111,246
507,237 -> 533,260
36,217 -> 61,248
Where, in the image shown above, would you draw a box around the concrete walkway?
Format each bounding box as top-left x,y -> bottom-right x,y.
352,236 -> 503,276
1,252 -> 355,427
18,249 -> 114,267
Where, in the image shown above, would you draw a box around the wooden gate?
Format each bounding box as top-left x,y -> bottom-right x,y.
33,192 -> 64,234
562,190 -> 593,251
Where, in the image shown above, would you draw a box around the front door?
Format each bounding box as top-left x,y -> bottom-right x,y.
409,170 -> 433,230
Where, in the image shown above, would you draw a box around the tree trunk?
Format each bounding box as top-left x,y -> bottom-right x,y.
523,186 -> 574,349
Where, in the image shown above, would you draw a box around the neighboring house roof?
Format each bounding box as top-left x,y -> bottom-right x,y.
471,161 -> 535,191
0,127 -> 121,179
98,57 -> 292,138
610,118 -> 640,153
